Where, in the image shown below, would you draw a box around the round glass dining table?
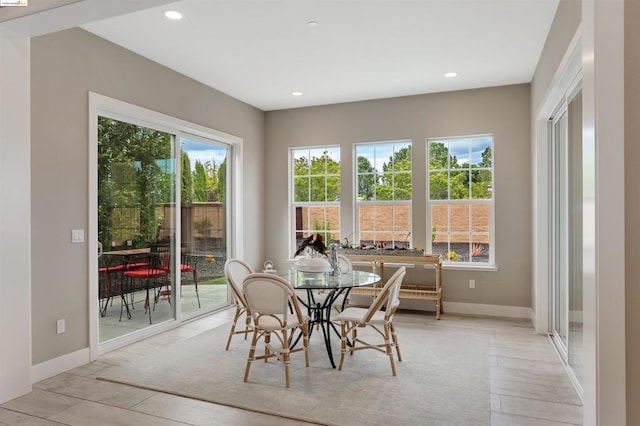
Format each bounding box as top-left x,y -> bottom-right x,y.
277,269 -> 381,368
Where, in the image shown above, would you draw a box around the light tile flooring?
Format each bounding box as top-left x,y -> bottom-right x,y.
1,310 -> 583,425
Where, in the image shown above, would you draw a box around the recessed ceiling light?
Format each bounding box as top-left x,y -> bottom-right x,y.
163,10 -> 183,20
445,72 -> 458,78
292,91 -> 303,96
307,20 -> 319,28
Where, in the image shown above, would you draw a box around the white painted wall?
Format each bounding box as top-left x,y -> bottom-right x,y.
582,0 -> 626,424
0,26 -> 32,403
0,0 -> 252,403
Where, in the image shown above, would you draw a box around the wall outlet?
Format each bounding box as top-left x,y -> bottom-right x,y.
56,318 -> 65,334
469,279 -> 475,289
71,229 -> 84,243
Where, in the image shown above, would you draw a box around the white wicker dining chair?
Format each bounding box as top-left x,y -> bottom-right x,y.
337,254 -> 353,274
223,259 -> 253,350
334,266 -> 406,376
334,254 -> 353,309
242,273 -> 310,388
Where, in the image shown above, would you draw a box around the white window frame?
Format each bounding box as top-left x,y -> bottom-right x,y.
426,135 -> 495,267
289,146 -> 341,255
354,140 -> 412,248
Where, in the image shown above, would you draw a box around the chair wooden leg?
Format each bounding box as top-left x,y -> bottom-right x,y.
384,324 -> 396,376
283,329 -> 290,388
243,329 -> 259,383
264,332 -> 271,362
350,325 -> 357,356
243,313 -> 251,339
284,356 -> 290,387
390,322 -> 402,361
338,322 -> 347,371
225,307 -> 242,350
302,323 -> 310,367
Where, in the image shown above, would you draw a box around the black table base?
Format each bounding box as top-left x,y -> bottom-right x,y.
295,288 -> 351,369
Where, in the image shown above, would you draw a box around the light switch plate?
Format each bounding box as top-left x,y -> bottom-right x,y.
56,319 -> 65,334
71,229 -> 84,243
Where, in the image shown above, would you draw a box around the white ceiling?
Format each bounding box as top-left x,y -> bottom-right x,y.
82,0 -> 559,111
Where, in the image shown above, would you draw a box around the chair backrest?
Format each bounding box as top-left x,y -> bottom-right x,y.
150,243 -> 170,253
122,252 -> 153,270
337,254 -> 352,273
157,251 -> 172,271
242,273 -> 304,326
362,266 -> 406,323
224,259 -> 253,308
384,267 -> 406,320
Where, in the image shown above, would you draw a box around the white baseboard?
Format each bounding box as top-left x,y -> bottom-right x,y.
530,309 -> 537,328
444,301 -> 533,319
350,295 -> 533,319
31,347 -> 90,384
570,309 -> 583,323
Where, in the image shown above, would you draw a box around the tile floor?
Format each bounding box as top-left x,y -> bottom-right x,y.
1,310 -> 583,425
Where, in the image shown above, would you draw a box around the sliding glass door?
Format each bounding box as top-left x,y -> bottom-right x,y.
551,108 -> 568,353
97,117 -> 177,342
550,88 -> 583,390
179,135 -> 231,319
96,120 -> 232,344
567,91 -> 583,386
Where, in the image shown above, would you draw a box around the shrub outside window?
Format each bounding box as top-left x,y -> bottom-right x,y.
428,135 -> 494,264
291,147 -> 340,251
355,141 -> 412,249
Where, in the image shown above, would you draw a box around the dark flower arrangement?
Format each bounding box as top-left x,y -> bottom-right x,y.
293,233 -> 328,257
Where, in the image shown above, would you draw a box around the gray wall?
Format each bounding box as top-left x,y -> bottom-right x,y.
30,28 -> 265,364
531,0 -> 582,112
264,84 -> 532,309
625,1 -> 640,422
529,0 -> 581,315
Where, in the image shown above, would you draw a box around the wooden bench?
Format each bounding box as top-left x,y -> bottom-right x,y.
344,253 -> 444,319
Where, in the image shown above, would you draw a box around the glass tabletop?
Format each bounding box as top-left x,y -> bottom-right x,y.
277,269 -> 380,290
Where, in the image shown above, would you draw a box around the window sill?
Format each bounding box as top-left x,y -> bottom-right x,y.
442,263 -> 498,272
352,260 -> 498,272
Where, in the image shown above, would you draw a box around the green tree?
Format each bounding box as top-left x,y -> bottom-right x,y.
376,145 -> 412,201
294,150 -> 340,202
471,146 -> 492,199
181,152 -> 193,204
217,158 -> 226,204
479,146 -> 492,167
428,142 -> 465,200
193,160 -> 209,202
450,170 -> 470,199
204,160 -> 219,202
357,155 -> 375,200
293,156 -> 310,202
428,142 -> 450,170
429,171 -> 449,200
428,142 -> 493,200
97,117 -> 171,247
131,127 -> 172,245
